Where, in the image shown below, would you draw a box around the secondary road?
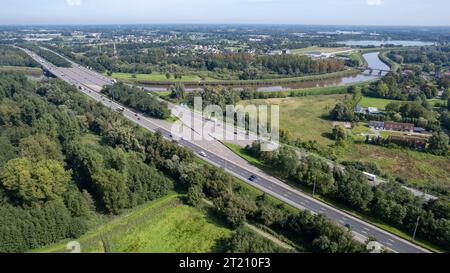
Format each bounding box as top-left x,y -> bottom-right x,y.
19,47 -> 431,253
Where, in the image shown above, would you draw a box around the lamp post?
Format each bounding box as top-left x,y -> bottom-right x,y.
412,216 -> 420,240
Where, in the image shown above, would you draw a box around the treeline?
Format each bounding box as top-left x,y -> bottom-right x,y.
101,83 -> 170,119
258,54 -> 345,76
364,72 -> 441,100
205,53 -> 345,79
388,46 -> 450,70
244,141 -> 450,251
19,44 -> 72,68
223,227 -> 292,253
0,45 -> 39,67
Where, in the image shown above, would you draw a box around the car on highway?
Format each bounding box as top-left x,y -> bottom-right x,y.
199,151 -> 207,157
249,175 -> 257,181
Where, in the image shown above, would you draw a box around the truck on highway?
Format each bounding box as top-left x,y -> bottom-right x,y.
362,172 -> 377,182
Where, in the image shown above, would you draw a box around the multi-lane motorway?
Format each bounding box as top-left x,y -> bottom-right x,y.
19,47 -> 430,253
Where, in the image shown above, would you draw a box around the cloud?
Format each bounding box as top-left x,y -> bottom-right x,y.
66,0 -> 82,6
366,0 -> 383,6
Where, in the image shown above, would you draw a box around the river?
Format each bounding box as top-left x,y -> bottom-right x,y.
145,52 -> 389,92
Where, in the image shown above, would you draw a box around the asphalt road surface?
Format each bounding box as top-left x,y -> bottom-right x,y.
19,47 -> 431,253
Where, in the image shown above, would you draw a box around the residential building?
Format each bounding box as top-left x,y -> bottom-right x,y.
385,122 -> 414,132
368,121 -> 385,129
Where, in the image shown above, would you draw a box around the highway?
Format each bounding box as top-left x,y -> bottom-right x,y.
19,47 -> 431,253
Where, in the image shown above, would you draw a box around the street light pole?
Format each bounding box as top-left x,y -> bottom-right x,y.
412,216 -> 420,240
313,179 -> 317,197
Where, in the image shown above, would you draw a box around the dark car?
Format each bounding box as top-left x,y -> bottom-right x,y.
249,175 -> 257,181
345,224 -> 352,229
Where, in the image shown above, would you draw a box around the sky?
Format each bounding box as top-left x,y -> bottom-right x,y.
0,0 -> 449,26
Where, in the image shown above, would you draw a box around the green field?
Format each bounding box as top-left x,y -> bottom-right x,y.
110,72 -> 202,82
360,97 -> 447,110
239,94 -> 347,145
34,194 -> 232,253
358,96 -> 396,110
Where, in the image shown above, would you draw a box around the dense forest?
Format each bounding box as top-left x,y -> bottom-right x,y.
388,46 -> 450,71
0,72 -> 367,253
0,45 -> 40,67
101,83 -> 171,119
19,44 -> 72,68
0,72 -> 176,252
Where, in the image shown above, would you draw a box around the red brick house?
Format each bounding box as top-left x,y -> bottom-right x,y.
384,122 -> 414,132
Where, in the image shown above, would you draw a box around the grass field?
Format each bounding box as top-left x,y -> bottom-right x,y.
239,94 -> 347,145
110,72 -> 203,82
335,144 -> 450,187
34,194 -> 232,253
360,97 -> 447,110
358,96 -> 396,110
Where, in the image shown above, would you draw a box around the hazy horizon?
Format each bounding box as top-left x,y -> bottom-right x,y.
0,0 -> 449,26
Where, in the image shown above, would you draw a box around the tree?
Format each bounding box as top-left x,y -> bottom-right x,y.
297,156 -> 336,195
224,227 -> 286,253
92,169 -> 129,215
330,102 -> 354,121
186,185 -> 204,207
19,134 -> 64,162
428,131 -> 449,156
1,157 -> 71,206
376,81 -> 389,98
334,167 -> 374,211
332,125 -> 348,142
170,83 -> 186,100
273,146 -> 299,178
